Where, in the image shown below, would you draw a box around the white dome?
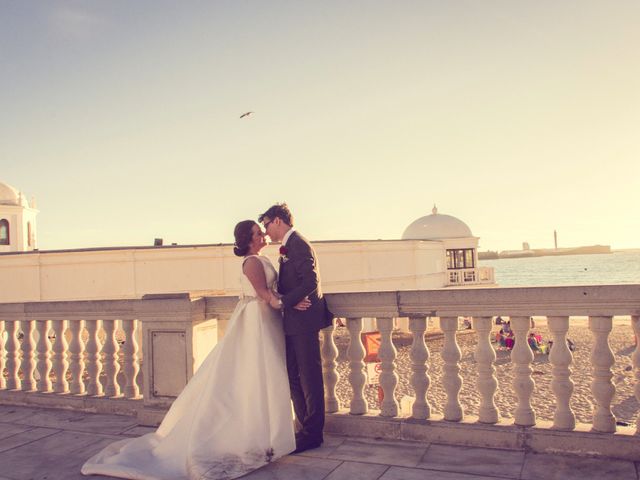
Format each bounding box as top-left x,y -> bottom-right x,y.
0,181 -> 28,207
402,206 -> 473,240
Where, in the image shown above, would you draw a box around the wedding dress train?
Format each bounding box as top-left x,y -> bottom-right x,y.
81,255 -> 295,480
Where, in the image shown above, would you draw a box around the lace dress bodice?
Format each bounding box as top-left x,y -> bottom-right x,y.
240,255 -> 278,298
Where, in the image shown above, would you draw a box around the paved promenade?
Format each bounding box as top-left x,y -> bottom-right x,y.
0,405 -> 637,480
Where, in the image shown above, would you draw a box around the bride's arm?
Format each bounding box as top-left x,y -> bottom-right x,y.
243,257 -> 278,305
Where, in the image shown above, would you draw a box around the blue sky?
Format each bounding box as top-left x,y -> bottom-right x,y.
1,1 -> 639,251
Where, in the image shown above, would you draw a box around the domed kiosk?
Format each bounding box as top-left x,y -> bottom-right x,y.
0,180 -> 38,253
402,206 -> 473,240
402,206 -> 491,286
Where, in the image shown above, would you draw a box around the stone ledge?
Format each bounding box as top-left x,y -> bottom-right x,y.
325,410 -> 640,461
0,390 -> 142,416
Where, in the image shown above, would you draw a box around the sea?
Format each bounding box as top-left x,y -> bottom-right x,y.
478,250 -> 640,287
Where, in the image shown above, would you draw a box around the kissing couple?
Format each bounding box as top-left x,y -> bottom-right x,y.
82,203 -> 334,480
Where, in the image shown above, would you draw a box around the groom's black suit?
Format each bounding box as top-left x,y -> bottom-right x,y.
277,231 -> 333,444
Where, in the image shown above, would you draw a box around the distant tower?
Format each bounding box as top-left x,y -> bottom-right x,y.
554,230 -> 558,249
0,181 -> 39,253
522,241 -> 530,250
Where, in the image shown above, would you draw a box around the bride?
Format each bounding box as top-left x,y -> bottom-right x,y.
82,220 -> 309,480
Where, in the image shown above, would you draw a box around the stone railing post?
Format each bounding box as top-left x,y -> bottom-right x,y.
51,319 -> 70,394
0,320 -> 5,390
20,320 -> 36,391
122,318 -> 141,399
102,319 -> 122,397
511,315 -> 535,426
408,316 -> 430,419
378,317 -> 399,417
5,320 -> 21,390
473,316 -> 499,424
346,317 -> 368,415
35,320 -> 53,392
548,315 -> 575,430
589,315 -> 616,433
85,319 -> 104,396
321,320 -> 340,413
440,316 -> 463,421
137,294 -> 217,426
632,315 -> 640,435
68,320 -> 86,395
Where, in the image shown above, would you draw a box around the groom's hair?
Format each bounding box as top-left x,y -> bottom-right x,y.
259,203 -> 294,227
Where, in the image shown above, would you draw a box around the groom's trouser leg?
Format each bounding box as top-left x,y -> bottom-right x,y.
285,332 -> 325,440
285,334 -> 307,434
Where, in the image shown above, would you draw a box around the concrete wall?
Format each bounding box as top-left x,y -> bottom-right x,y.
0,239 -> 448,303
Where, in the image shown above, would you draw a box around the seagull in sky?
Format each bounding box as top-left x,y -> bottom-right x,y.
239,111 -> 253,119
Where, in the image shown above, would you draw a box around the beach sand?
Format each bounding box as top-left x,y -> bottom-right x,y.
332,317 -> 639,425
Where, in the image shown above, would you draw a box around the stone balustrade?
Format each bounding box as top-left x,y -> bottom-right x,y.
1,285 -> 640,459
0,300 -> 143,414
0,294 -> 218,420
212,284 -> 640,459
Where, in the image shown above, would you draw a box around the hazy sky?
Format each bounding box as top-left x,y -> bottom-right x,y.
2,1 -> 639,252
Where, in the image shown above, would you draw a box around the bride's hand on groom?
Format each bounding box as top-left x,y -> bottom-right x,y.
293,296 -> 311,311
267,293 -> 311,311
268,293 -> 282,310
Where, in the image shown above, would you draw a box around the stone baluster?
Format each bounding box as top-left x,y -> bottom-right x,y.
85,320 -> 103,396
631,315 -> 640,435
548,315 -> 575,430
51,320 -> 70,393
20,320 -> 37,391
346,317 -> 367,414
473,316 -> 499,423
511,316 -> 535,426
122,319 -> 140,398
408,316 -> 430,419
35,320 -> 53,392
0,320 -> 5,390
68,320 -> 86,395
378,317 -> 399,417
102,319 -> 122,397
321,320 -> 340,412
5,321 -> 21,390
440,316 -> 463,421
589,315 -> 616,433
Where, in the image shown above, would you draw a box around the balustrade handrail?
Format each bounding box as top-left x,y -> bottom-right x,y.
204,284 -> 640,318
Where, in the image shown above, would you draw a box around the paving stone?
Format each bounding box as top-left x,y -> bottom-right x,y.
120,425 -> 156,436
0,423 -> 33,441
16,410 -> 138,434
8,430 -> 107,458
294,434 -> 347,459
521,452 -> 637,480
242,454 -> 342,479
418,443 -> 524,478
70,434 -> 126,460
0,427 -> 58,453
324,461 -> 389,480
0,406 -> 42,423
0,449 -> 90,480
380,466 -> 500,480
328,438 -> 428,467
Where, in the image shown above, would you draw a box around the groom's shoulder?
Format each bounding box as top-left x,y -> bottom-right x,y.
290,230 -> 311,246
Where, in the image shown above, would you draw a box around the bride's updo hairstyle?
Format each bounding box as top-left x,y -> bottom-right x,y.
233,220 -> 257,257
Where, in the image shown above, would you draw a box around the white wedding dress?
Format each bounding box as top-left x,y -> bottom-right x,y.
82,255 -> 295,480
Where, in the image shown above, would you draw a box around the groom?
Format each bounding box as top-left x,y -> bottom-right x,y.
260,203 -> 333,453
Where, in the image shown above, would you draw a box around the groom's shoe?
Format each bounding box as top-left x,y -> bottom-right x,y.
292,436 -> 323,454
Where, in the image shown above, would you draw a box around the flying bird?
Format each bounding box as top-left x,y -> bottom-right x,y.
239,111 -> 253,119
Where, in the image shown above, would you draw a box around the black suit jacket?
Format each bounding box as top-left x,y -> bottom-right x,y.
277,231 -> 333,335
